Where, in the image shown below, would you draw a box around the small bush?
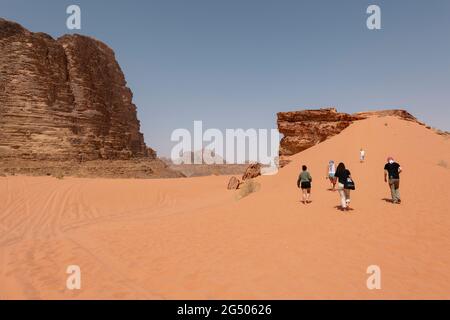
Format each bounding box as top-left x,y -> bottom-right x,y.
437,160 -> 448,169
52,171 -> 65,179
236,179 -> 261,200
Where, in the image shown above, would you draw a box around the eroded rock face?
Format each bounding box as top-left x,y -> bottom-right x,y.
227,176 -> 240,190
242,163 -> 261,181
0,19 -> 153,161
277,108 -> 418,156
277,108 -> 360,156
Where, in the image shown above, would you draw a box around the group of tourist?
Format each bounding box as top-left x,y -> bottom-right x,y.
296,149 -> 403,211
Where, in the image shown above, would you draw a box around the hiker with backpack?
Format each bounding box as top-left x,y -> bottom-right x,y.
297,165 -> 312,204
334,162 -> 355,211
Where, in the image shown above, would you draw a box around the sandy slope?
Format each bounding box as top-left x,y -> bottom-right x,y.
0,116 -> 449,299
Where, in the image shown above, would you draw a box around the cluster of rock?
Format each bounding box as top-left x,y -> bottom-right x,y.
227,163 -> 261,190
0,18 -> 153,161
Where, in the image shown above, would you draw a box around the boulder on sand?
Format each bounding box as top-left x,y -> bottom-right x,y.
227,176 -> 240,190
242,163 -> 261,181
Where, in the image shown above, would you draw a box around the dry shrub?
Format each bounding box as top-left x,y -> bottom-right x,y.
236,179 -> 261,200
437,160 -> 448,169
52,170 -> 65,179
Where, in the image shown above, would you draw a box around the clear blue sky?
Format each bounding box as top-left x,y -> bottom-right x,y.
1,0 -> 449,156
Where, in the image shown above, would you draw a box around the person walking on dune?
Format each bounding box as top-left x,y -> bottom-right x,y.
326,160 -> 337,190
334,162 -> 354,211
360,148 -> 366,163
384,156 -> 402,204
297,165 -> 312,204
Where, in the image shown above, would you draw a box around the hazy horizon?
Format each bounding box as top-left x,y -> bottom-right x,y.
1,0 -> 449,156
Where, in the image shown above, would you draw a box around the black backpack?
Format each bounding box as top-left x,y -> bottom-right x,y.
345,176 -> 356,190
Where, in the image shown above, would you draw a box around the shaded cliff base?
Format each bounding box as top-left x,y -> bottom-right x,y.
0,159 -> 184,179
166,163 -> 249,178
0,159 -> 258,179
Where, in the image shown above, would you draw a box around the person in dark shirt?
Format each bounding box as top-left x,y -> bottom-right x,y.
384,156 -> 402,204
334,162 -> 352,211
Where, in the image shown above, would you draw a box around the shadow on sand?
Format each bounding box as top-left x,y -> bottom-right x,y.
334,205 -> 355,212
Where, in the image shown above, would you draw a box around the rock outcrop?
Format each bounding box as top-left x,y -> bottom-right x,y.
354,109 -> 419,123
227,176 -> 240,190
241,163 -> 261,181
226,163 -> 261,190
277,107 -> 419,157
277,108 -> 361,156
0,18 -> 153,161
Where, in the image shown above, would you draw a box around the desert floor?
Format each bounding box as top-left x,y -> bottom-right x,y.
1,116 -> 449,299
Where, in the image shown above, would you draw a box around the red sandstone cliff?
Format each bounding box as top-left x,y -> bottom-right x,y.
277,108 -> 361,156
0,18 -> 153,161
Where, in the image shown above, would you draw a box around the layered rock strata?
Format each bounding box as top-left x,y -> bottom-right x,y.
0,19 -> 152,161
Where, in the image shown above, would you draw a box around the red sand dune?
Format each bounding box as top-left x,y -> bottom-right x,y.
0,115 -> 449,299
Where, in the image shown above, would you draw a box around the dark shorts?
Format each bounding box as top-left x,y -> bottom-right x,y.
301,181 -> 311,189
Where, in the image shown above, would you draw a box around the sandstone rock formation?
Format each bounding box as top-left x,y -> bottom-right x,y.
277,108 -> 360,156
227,176 -> 240,190
277,107 -> 419,157
354,109 -> 420,123
242,163 -> 261,181
0,18 -> 152,161
226,163 -> 261,190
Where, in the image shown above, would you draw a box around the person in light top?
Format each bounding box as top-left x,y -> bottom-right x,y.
326,160 -> 337,191
360,148 -> 366,163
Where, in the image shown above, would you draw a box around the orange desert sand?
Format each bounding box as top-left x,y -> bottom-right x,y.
0,115 -> 449,299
